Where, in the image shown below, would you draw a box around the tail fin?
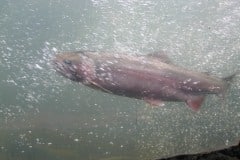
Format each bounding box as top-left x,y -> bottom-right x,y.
219,72 -> 238,99
222,72 -> 238,90
223,73 -> 237,83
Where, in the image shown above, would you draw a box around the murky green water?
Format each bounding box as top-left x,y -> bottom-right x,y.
0,0 -> 240,159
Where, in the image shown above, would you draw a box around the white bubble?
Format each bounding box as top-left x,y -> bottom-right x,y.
35,64 -> 43,70
74,139 -> 79,142
52,47 -> 58,52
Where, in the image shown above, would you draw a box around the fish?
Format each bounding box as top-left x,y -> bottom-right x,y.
53,51 -> 235,111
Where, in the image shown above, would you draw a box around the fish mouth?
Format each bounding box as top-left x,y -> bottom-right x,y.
52,55 -> 79,81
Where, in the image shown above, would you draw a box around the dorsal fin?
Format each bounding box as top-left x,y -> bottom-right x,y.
147,51 -> 172,64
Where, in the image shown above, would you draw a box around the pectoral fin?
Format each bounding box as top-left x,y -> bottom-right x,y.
186,96 -> 205,111
87,80 -> 112,94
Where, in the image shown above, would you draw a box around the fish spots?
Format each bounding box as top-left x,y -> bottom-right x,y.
208,85 -> 221,92
99,72 -> 113,81
72,65 -> 77,70
193,81 -> 200,84
183,78 -> 192,84
106,60 -> 114,65
96,63 -> 114,83
80,58 -> 96,82
99,67 -> 105,71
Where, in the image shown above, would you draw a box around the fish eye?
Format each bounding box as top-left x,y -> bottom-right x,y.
64,59 -> 72,65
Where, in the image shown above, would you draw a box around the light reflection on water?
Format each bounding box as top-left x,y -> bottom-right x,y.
0,0 -> 240,159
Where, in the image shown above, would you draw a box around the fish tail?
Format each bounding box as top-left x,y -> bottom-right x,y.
223,73 -> 237,83
219,72 -> 238,99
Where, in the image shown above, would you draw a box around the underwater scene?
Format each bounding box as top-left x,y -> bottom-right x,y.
0,0 -> 240,160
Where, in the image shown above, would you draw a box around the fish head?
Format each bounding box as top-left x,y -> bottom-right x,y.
53,52 -> 91,82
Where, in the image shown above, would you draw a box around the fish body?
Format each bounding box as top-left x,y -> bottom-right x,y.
53,51 -> 233,111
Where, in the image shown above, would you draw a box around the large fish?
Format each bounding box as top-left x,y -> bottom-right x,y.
53,51 -> 235,111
